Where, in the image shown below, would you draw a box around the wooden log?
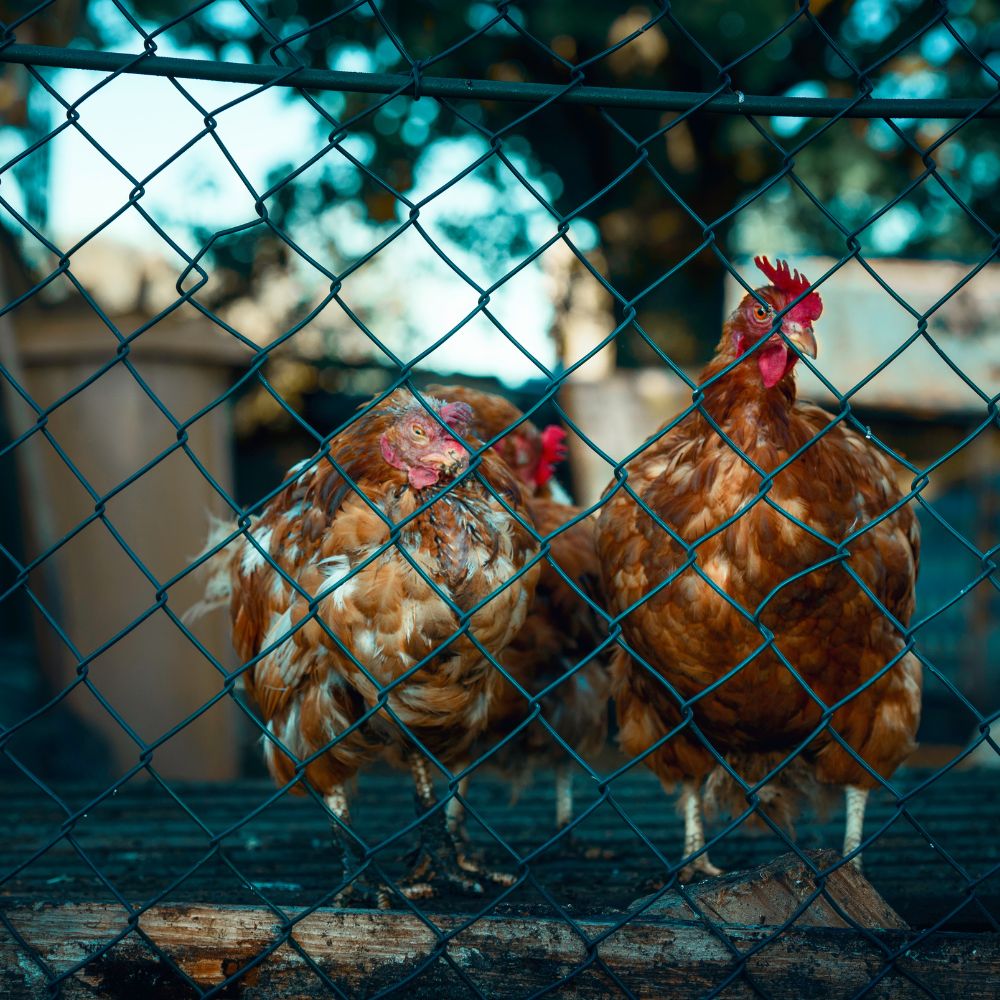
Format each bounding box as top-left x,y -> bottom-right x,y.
3,901 -> 998,999
640,850 -> 908,930
3,854 -> 996,999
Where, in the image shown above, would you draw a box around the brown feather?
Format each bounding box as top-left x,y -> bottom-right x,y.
475,497 -> 610,778
428,387 -> 611,788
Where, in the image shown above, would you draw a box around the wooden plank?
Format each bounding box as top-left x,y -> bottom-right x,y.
1,770 -> 997,935
2,896 -> 997,999
14,308 -> 254,367
641,851 -> 908,930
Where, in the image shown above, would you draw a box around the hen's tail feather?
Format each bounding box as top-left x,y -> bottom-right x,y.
703,752 -> 830,837
181,514 -> 246,626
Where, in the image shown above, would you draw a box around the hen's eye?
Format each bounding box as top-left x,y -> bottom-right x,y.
411,424 -> 426,439
753,302 -> 771,322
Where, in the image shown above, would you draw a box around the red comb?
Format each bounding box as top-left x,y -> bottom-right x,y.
534,424 -> 568,487
439,401 -> 474,427
541,424 -> 568,462
753,256 -> 823,323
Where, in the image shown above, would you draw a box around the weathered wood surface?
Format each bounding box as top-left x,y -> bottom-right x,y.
1,768 -> 997,934
1,884 -> 996,998
641,851 -> 909,930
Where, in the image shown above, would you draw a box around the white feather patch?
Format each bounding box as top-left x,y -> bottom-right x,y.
242,526 -> 273,576
354,629 -> 383,664
281,702 -> 301,756
262,720 -> 277,771
317,554 -> 353,607
261,609 -> 296,685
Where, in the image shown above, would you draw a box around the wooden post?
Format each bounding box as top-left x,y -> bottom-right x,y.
563,370 -> 691,506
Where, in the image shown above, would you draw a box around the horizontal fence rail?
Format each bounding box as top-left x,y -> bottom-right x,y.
2,42 -> 999,118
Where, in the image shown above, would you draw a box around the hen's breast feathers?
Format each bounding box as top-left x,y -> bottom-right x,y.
598,396 -> 920,757
233,442 -> 540,774
605,402 -> 917,614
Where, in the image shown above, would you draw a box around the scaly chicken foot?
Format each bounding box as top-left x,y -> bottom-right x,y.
545,766 -> 615,860
402,754 -> 516,899
326,787 -> 392,910
842,785 -> 868,871
640,780 -> 723,891
445,773 -> 470,845
678,781 -> 724,882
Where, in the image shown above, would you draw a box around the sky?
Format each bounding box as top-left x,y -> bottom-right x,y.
5,19 -> 596,384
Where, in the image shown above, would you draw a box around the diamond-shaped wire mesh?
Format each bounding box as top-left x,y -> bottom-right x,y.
0,1 -> 998,997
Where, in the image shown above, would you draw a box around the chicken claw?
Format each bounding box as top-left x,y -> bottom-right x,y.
678,855 -> 726,883
403,754 -> 516,898
326,787 -> 393,910
401,808 -> 516,899
678,781 -> 724,883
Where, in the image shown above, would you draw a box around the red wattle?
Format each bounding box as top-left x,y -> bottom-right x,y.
408,466 -> 440,489
757,342 -> 790,388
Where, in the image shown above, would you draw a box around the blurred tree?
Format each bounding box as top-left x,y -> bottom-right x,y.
3,0 -> 999,367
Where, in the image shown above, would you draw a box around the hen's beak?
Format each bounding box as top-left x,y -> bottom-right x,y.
782,320 -> 817,359
421,445 -> 468,477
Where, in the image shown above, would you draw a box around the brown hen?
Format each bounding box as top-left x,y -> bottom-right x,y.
596,257 -> 921,879
429,385 -> 610,840
197,389 -> 540,904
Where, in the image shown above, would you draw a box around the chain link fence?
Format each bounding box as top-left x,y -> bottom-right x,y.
0,0 -> 998,997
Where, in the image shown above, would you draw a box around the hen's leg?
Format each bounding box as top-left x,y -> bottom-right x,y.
401,754 -> 515,900
843,785 -> 868,870
445,773 -> 470,844
554,764 -> 573,831
327,786 -> 390,910
548,764 -> 615,860
679,781 -> 724,882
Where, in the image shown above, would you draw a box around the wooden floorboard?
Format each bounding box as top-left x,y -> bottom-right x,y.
2,766 -> 999,996
2,766 -> 998,932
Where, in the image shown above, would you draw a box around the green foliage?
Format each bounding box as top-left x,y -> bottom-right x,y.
17,0 -> 1000,362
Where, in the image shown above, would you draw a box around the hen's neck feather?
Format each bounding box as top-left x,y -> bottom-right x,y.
696,346 -> 799,456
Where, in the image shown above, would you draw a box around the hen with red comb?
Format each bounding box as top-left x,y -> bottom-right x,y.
598,257 -> 920,881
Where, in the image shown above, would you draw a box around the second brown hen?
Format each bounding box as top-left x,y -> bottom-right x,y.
429,385 -> 610,841
596,258 -> 921,880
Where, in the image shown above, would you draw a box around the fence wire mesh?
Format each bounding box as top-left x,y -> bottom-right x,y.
0,0 -> 998,997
